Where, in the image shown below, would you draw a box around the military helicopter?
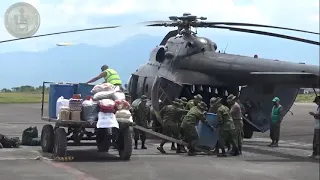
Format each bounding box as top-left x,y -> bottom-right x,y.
126,13 -> 320,138
1,13 -> 319,139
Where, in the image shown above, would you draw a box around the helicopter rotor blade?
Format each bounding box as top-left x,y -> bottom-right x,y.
201,22 -> 319,35
207,25 -> 320,45
0,25 -> 120,44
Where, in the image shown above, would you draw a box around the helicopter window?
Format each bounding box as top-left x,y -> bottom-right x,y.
156,47 -> 165,63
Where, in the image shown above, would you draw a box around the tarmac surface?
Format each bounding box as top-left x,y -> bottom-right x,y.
0,103 -> 319,180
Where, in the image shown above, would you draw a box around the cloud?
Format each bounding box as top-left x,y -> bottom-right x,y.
0,0 -> 318,53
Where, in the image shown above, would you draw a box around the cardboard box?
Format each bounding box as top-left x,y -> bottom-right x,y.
70,111 -> 81,120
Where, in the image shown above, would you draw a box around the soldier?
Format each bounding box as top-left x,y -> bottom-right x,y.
227,94 -> 243,155
180,97 -> 188,108
177,99 -> 188,153
269,97 -> 283,147
133,95 -> 150,149
185,94 -> 203,110
157,101 -> 184,154
309,96 -> 320,159
181,102 -> 211,156
210,97 -> 239,157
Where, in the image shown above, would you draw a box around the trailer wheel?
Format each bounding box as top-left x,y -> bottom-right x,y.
41,124 -> 54,153
53,128 -> 67,157
117,127 -> 132,160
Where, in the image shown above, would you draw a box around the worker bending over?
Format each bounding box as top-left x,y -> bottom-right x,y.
86,65 -> 122,89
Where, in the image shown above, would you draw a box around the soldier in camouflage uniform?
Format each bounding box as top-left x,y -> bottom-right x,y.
181,102 -> 210,156
180,97 -> 188,108
227,94 -> 243,155
210,97 -> 239,157
176,99 -> 188,153
185,94 -> 203,110
133,95 -> 150,149
157,101 -> 185,154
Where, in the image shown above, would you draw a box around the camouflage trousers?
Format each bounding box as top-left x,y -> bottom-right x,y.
312,129 -> 320,156
234,120 -> 244,150
270,122 -> 281,142
218,129 -> 238,150
162,122 -> 180,139
181,124 -> 198,151
134,129 -> 146,141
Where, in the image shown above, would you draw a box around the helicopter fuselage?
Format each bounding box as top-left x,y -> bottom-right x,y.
126,34 -> 319,138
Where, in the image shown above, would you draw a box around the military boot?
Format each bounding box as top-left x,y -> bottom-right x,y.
187,148 -> 197,156
229,148 -> 240,156
141,141 -> 147,149
171,142 -> 177,150
157,146 -> 166,154
268,141 -> 275,147
272,141 -> 279,147
217,148 -> 227,157
180,145 -> 187,153
134,140 -> 138,149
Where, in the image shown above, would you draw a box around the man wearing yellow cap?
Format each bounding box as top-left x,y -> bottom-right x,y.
269,97 -> 283,147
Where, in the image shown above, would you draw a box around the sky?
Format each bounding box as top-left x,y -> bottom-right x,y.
0,0 -> 319,54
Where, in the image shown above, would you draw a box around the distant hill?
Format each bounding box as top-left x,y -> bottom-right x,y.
0,32 -> 318,88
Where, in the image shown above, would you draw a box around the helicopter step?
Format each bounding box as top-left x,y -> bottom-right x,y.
133,125 -> 212,154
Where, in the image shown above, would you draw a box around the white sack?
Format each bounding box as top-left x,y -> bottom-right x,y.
97,112 -> 119,128
56,96 -> 70,119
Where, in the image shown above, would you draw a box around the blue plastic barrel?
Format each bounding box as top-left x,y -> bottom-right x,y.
77,83 -> 94,99
49,84 -> 75,119
196,113 -> 219,149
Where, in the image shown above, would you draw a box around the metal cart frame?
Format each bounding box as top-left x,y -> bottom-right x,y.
40,81 -> 134,160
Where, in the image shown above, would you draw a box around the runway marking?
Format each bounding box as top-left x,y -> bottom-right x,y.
0,157 -> 39,160
1,122 -> 52,124
42,158 -> 99,180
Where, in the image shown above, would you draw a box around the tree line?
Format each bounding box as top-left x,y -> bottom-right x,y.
1,85 -> 49,93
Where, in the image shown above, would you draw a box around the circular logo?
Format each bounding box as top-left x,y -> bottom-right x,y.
4,2 -> 41,39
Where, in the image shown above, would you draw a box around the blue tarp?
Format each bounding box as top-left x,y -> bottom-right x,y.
196,113 -> 219,149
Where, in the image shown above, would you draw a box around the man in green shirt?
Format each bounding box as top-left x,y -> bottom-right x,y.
269,97 -> 284,147
86,65 -> 122,89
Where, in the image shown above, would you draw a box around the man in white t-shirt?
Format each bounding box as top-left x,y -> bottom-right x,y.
309,96 -> 320,160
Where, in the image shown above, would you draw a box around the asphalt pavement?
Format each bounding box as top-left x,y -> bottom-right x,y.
0,103 -> 319,180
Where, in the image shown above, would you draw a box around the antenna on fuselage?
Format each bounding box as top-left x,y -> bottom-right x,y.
223,44 -> 229,53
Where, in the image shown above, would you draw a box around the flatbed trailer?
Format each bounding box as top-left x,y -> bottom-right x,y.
40,81 -> 134,160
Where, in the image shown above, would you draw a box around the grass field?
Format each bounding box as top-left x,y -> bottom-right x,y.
0,92 -> 317,104
0,92 -> 49,103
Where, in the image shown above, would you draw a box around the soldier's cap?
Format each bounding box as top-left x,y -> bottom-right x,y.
272,97 -> 280,102
172,101 -> 180,106
313,96 -> 320,103
197,102 -> 207,109
180,97 -> 188,102
210,97 -> 222,105
194,94 -> 203,100
226,94 -> 237,102
141,95 -> 148,100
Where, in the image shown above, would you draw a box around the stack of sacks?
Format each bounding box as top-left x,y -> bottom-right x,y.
114,99 -> 133,122
69,94 -> 83,120
90,83 -> 133,125
56,96 -> 70,120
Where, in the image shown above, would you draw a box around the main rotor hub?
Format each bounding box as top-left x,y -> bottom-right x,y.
168,13 -> 207,35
